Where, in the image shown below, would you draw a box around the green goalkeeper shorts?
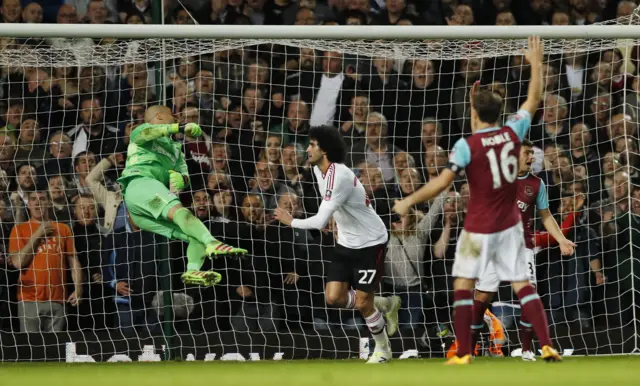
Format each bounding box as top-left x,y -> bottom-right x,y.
123,176 -> 182,239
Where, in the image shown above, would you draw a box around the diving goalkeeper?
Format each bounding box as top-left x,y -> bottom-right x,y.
118,105 -> 247,287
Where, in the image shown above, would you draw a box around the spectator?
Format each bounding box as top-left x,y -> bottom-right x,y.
192,189 -> 212,221
48,175 -> 73,224
361,56 -> 407,134
608,187 -> 640,325
601,48 -> 631,92
429,190 -> 465,334
530,93 -> 570,148
270,100 -> 311,150
73,151 -> 98,195
71,194 -> 108,329
356,162 -> 393,226
0,133 -> 15,177
383,193 -> 445,327
546,190 -> 603,328
22,2 -> 43,23
569,0 -> 589,25
423,145 -> 448,183
14,116 -> 45,169
340,93 -> 370,148
415,118 -> 443,168
15,164 -> 37,203
260,133 -> 283,166
67,97 -> 119,159
397,167 -> 422,202
0,101 -> 23,140
403,60 -> 445,152
85,153 -> 125,234
495,10 -> 516,25
9,190 -> 82,332
124,11 -> 145,24
250,160 -> 289,211
616,0 -> 636,18
307,51 -> 357,128
569,122 -> 600,178
294,6 -> 315,25
233,193 -> 279,331
343,9 -> 368,25
40,131 -> 73,179
56,4 -> 80,24
551,8 -> 570,25
1,0 -> 21,23
527,0 -> 552,24
193,69 -> 219,113
82,0 -> 110,23
393,151 -> 415,176
373,0 -> 414,25
102,224 -> 160,335
348,112 -> 401,182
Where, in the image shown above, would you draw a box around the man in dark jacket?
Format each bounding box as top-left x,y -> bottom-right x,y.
102,224 -> 160,336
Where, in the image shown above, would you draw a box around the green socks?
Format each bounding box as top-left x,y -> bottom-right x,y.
186,239 -> 206,271
171,208 -> 216,246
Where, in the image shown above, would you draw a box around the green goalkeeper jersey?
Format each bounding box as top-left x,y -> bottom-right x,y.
117,123 -> 189,191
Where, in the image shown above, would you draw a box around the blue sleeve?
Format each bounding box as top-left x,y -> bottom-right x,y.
505,109 -> 532,141
448,138 -> 471,170
536,180 -> 549,210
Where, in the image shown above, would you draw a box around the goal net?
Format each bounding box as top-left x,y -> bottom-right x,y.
0,15 -> 639,362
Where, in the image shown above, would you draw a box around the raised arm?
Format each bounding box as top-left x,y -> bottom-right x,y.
416,191 -> 446,235
433,218 -> 452,259
519,36 -> 544,118
9,223 -> 51,269
131,122 -> 203,145
130,123 -> 179,145
86,157 -> 115,208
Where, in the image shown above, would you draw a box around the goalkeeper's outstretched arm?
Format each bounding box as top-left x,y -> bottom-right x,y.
130,123 -> 180,145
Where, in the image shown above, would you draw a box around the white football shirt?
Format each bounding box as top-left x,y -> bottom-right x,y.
291,163 -> 388,249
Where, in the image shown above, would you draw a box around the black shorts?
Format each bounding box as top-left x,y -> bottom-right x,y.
326,242 -> 387,292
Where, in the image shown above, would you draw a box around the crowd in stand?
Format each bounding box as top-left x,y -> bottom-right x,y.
0,0 -> 638,338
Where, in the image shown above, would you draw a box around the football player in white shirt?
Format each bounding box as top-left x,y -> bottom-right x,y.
275,125 -> 401,364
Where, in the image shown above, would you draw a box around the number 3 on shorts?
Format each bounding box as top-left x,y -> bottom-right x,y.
358,269 -> 376,284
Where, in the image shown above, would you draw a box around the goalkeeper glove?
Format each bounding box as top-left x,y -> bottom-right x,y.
183,123 -> 202,137
169,170 -> 187,193
167,123 -> 203,137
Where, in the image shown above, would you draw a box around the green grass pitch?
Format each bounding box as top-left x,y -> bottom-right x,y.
1,357 -> 639,386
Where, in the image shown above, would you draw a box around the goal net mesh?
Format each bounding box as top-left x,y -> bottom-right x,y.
0,13 -> 639,362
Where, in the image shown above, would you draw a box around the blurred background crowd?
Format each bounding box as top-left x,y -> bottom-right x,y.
0,0 -> 638,344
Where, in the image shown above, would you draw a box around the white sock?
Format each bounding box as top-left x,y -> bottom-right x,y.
365,308 -> 388,348
345,290 -> 356,309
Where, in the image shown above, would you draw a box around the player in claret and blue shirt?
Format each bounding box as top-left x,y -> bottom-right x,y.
451,139 -> 576,361
118,105 -> 247,287
394,37 -> 565,364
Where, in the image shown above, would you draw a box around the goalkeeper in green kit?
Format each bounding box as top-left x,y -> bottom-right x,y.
118,105 -> 247,286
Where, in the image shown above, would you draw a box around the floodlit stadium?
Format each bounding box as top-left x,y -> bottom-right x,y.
0,0 -> 639,384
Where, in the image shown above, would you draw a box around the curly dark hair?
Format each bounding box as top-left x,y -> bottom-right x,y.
308,125 -> 347,163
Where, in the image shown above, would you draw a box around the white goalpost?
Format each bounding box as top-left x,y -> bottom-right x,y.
0,12 -> 638,362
